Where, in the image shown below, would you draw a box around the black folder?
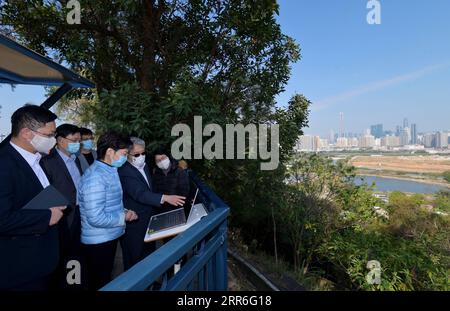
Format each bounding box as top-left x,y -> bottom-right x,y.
22,185 -> 69,210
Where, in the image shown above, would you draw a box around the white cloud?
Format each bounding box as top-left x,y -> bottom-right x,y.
313,61 -> 450,111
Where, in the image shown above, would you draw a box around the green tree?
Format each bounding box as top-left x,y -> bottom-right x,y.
1,1 -> 309,247
281,154 -> 377,273
443,171 -> 450,183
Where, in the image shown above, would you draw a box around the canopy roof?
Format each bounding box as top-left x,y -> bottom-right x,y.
0,34 -> 94,88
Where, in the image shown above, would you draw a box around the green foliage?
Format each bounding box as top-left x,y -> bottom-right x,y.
278,154 -> 450,290
443,171 -> 450,183
321,230 -> 450,290
434,191 -> 450,212
279,154 -> 377,273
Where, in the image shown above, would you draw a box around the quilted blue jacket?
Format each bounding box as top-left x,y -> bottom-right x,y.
78,160 -> 126,244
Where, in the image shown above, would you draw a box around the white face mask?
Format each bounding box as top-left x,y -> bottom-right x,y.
30,133 -> 56,154
157,158 -> 171,170
131,155 -> 146,169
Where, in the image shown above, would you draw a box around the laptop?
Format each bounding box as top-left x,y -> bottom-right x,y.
147,188 -> 199,234
145,188 -> 208,242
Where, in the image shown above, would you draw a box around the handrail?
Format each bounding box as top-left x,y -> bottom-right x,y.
100,172 -> 230,291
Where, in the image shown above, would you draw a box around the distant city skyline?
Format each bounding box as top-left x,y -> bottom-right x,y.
304,113 -> 450,138
276,0 -> 450,138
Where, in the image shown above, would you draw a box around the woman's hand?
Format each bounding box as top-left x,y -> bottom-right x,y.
125,210 -> 138,222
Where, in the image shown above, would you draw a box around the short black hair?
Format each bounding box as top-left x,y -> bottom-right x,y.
79,127 -> 93,137
153,146 -> 170,157
56,124 -> 80,139
11,105 -> 57,137
97,131 -> 132,160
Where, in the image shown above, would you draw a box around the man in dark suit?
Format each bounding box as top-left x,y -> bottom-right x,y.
40,124 -> 84,289
0,105 -> 66,290
118,137 -> 186,270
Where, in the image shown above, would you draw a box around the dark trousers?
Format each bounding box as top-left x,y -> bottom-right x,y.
51,215 -> 85,290
83,239 -> 118,291
8,275 -> 51,291
120,224 -> 155,271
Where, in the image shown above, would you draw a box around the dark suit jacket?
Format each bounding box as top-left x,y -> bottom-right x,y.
40,148 -> 82,255
0,143 -> 58,289
119,161 -> 163,215
118,162 -> 163,270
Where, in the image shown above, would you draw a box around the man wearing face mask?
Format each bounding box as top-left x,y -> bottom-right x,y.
0,105 -> 66,290
78,127 -> 97,173
40,123 -> 84,289
118,137 -> 186,270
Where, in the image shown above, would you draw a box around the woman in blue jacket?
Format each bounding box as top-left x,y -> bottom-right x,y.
78,131 -> 137,290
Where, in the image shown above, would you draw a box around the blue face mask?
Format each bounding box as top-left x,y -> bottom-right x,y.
67,142 -> 80,154
82,139 -> 94,151
111,154 -> 127,168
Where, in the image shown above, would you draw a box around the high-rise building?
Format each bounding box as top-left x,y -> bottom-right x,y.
329,129 -> 335,144
436,132 -> 448,148
410,123 -> 417,144
423,133 -> 436,148
403,118 -> 409,129
381,135 -> 401,147
339,112 -> 344,138
370,124 -> 383,138
336,137 -> 348,148
400,127 -> 411,145
395,125 -> 402,137
349,137 -> 359,147
319,139 -> 329,150
297,135 -> 322,151
359,134 -> 375,148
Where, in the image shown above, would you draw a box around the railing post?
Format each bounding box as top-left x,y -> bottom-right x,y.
215,218 -> 228,291
100,173 -> 230,291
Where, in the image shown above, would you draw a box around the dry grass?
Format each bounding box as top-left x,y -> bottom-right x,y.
350,155 -> 450,174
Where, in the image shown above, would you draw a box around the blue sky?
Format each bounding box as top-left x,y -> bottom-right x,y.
1,0 -> 449,137
276,0 -> 450,137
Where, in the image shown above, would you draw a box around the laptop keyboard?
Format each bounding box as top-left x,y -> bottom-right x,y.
148,208 -> 186,233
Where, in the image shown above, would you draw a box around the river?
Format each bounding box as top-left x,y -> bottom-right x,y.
354,175 -> 449,194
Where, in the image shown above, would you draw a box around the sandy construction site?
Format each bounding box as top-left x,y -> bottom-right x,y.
350,155 -> 450,174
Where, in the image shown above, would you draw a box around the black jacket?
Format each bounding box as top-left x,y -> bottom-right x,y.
153,160 -> 190,198
118,161 -> 163,270
0,143 -> 59,289
40,148 -> 82,256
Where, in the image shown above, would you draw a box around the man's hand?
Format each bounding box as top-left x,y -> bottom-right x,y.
125,210 -> 138,222
162,195 -> 186,207
49,206 -> 67,226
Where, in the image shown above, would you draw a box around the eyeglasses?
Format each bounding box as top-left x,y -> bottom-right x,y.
131,152 -> 146,158
31,129 -> 56,138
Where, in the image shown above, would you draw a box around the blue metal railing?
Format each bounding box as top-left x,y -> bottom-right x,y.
100,172 -> 230,291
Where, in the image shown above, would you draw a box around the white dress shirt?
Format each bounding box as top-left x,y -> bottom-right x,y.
10,141 -> 50,188
134,163 -> 150,187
